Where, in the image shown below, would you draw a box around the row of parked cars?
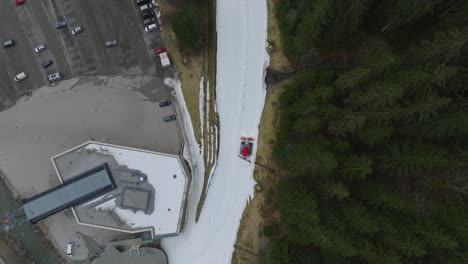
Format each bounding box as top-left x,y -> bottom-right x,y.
135,0 -> 158,32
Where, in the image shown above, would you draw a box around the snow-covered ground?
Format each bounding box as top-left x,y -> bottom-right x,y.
162,0 -> 269,263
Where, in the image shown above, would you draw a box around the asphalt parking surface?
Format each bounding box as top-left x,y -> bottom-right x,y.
0,0 -> 162,108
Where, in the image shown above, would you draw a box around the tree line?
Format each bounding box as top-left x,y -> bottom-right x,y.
268,0 -> 468,263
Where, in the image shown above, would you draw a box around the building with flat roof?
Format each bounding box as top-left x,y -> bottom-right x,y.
93,246 -> 167,264
51,141 -> 190,239
22,163 -> 116,224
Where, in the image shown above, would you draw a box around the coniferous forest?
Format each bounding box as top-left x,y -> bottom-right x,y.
269,1 -> 468,263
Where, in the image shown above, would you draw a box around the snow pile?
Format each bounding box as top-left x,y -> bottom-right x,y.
161,0 -> 269,262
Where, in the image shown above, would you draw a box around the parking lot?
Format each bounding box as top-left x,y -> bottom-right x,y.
0,0 -> 163,110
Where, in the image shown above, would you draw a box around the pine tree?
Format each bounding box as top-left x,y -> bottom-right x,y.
341,202 -> 379,234
321,180 -> 350,201
335,67 -> 372,92
381,0 -> 444,31
328,111 -> 366,136
378,141 -> 452,177
345,82 -> 405,110
358,125 -> 394,146
408,27 -> 468,64
338,155 -> 373,180
277,180 -> 319,246
362,184 -> 408,211
403,90 -> 451,121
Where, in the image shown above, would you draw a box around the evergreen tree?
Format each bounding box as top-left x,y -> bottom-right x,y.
408,27 -> 468,64
381,0 -> 444,31
378,141 -> 453,177
338,155 -> 373,180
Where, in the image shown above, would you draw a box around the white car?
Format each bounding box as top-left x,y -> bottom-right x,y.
47,72 -> 63,82
144,23 -> 157,32
13,72 -> 27,82
71,26 -> 83,35
34,44 -> 46,53
139,3 -> 153,12
66,242 -> 74,257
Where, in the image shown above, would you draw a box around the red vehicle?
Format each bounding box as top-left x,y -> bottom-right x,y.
15,0 -> 25,6
239,137 -> 254,162
156,47 -> 171,67
155,47 -> 166,54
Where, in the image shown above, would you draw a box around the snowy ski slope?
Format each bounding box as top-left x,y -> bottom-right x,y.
162,0 -> 269,263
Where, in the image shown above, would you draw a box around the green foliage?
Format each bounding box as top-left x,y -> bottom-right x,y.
321,180 -> 349,201
378,142 -> 454,177
171,2 -> 206,52
263,222 -> 280,237
408,27 -> 468,64
277,0 -> 374,56
362,184 -> 409,211
338,155 -> 373,180
380,0 -> 445,31
276,180 -> 319,246
266,2 -> 468,264
341,202 -> 379,234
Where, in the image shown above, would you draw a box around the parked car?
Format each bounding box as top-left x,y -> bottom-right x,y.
55,21 -> 67,29
143,17 -> 156,26
156,47 -> 171,67
34,44 -> 46,53
13,72 -> 27,82
71,26 -> 83,35
135,0 -> 149,6
159,100 -> 172,107
42,60 -> 53,68
3,40 -> 15,48
139,3 -> 153,12
104,40 -> 118,47
66,242 -> 74,257
141,10 -> 155,19
144,23 -> 157,32
15,0 -> 25,6
163,115 -> 176,122
47,72 -> 62,82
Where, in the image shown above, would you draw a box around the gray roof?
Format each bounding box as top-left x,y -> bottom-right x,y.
22,164 -> 116,224
94,247 -> 167,264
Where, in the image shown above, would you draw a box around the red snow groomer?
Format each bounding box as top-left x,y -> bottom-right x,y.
239,137 -> 254,162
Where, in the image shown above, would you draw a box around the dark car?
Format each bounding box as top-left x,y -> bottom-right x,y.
56,21 -> 67,29
143,17 -> 156,26
163,115 -> 176,122
42,60 -> 53,68
3,40 -> 15,48
141,10 -> 155,19
159,100 -> 172,107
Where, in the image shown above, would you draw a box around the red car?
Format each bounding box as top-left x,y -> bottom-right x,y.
15,0 -> 25,6
155,47 -> 166,54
